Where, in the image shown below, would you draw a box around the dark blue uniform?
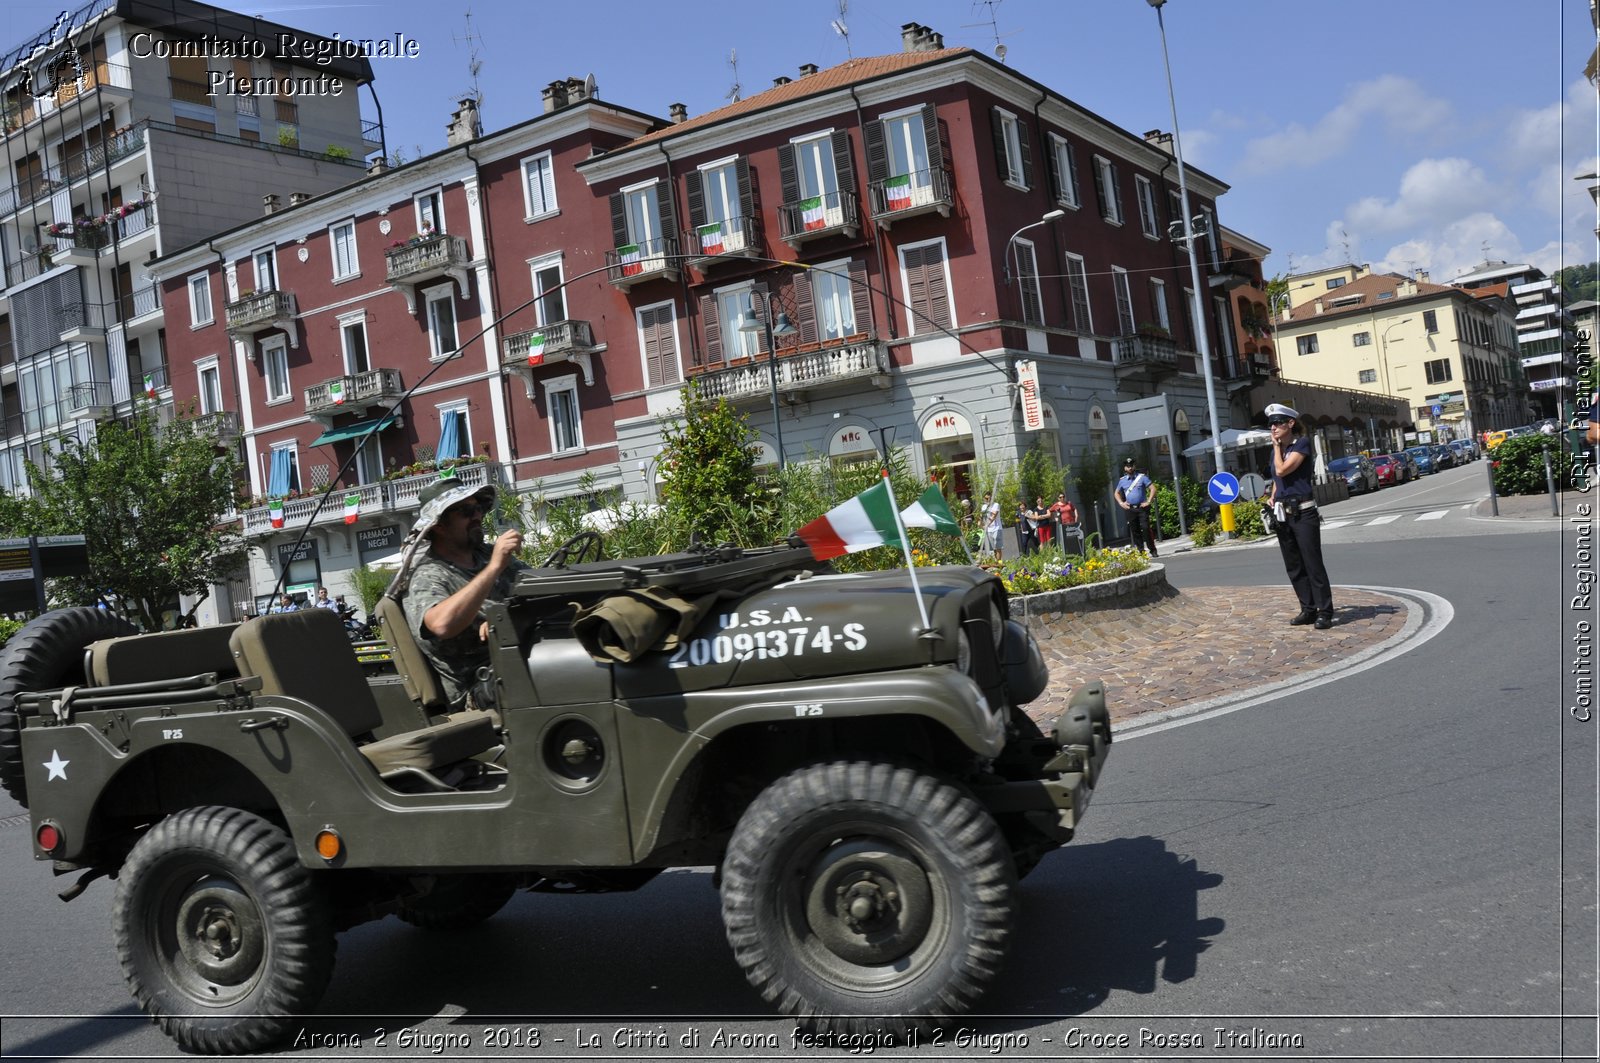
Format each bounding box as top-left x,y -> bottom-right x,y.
1270,436 -> 1333,621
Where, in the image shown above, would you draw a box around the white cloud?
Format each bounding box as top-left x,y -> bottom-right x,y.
1240,75 -> 1452,173
1345,157 -> 1498,233
1371,213 -> 1522,283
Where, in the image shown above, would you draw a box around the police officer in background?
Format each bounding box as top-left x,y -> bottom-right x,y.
1262,402 -> 1334,629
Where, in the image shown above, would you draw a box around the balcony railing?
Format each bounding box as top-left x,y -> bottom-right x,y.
64,380 -> 113,419
867,168 -> 953,223
59,301 -> 107,339
239,461 -> 500,536
501,319 -> 597,368
384,233 -> 471,313
606,235 -> 679,288
304,367 -> 403,420
684,215 -> 761,267
1113,333 -> 1179,372
778,189 -> 860,243
122,283 -> 162,321
60,121 -> 147,185
361,118 -> 383,146
192,410 -> 241,443
694,336 -> 888,404
225,289 -> 297,339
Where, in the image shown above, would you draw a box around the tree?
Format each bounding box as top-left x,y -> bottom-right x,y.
656,381 -> 769,548
0,404 -> 245,629
1556,262 -> 1599,306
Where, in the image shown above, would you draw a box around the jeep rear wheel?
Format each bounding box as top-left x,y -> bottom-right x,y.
0,607 -> 137,807
721,761 -> 1015,1038
397,873 -> 517,930
113,807 -> 334,1055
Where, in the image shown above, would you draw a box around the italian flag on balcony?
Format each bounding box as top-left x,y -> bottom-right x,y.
698,222 -> 725,256
884,174 -> 912,210
343,491 -> 360,525
617,243 -> 643,277
143,373 -> 155,398
329,380 -> 345,406
268,500 -> 285,529
525,332 -> 546,367
800,196 -> 827,232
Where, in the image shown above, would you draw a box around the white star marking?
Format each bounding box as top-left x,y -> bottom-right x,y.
42,750 -> 69,782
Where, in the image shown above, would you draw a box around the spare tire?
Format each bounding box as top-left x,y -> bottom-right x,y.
0,608 -> 138,807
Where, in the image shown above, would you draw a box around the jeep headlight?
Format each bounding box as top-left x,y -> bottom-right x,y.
989,599 -> 1005,649
956,630 -> 973,675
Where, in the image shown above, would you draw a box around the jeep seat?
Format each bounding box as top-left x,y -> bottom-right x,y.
228,609 -> 494,779
88,624 -> 240,686
374,595 -> 449,715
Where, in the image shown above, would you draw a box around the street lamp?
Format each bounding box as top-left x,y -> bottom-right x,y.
1003,208 -> 1066,292
1379,317 -> 1411,448
739,292 -> 798,470
1146,0 -> 1226,477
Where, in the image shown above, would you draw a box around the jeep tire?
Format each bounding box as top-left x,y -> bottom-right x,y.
0,607 -> 137,807
720,761 -> 1015,1038
113,806 -> 335,1055
397,873 -> 517,930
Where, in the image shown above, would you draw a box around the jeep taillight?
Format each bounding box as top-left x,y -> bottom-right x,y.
35,823 -> 61,854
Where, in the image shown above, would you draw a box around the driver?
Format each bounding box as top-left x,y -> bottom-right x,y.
402,475 -> 529,709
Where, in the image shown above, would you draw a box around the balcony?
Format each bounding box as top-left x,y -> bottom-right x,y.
121,283 -> 162,332
0,165 -> 65,216
60,122 -> 149,185
304,367 -> 403,424
693,335 -> 889,406
501,319 -> 599,395
1113,332 -> 1179,381
52,223 -> 111,267
361,117 -> 384,151
384,233 -> 471,314
192,410 -> 242,445
606,236 -> 679,289
64,381 -> 113,421
240,480 -> 388,537
685,215 -> 761,269
779,189 -> 860,245
867,168 -> 953,225
387,460 -> 499,511
225,290 -> 298,347
59,301 -> 107,343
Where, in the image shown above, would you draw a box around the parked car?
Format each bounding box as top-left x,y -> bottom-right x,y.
1429,443 -> 1455,470
1484,429 -> 1512,450
1449,439 -> 1477,463
1403,444 -> 1436,475
1328,455 -> 1381,493
1371,453 -> 1408,486
1395,450 -> 1421,480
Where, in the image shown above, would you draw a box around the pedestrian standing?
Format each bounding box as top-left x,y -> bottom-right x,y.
1015,500 -> 1038,555
1115,457 -> 1156,556
1262,402 -> 1335,629
980,491 -> 1002,560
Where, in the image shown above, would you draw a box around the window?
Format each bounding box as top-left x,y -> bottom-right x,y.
252,248 -> 276,292
354,434 -> 383,485
414,188 -> 444,235
1049,134 -> 1080,208
792,133 -> 838,203
637,301 -> 680,390
330,220 -> 358,280
1134,175 -> 1159,238
187,273 -> 213,327
700,159 -> 740,227
266,443 -> 300,497
899,240 -> 953,335
717,286 -> 763,359
1326,277 -> 1347,290
436,403 -> 472,461
1425,358 -> 1453,384
1149,278 -> 1170,331
991,108 -> 1028,188
529,255 -> 565,326
522,152 -> 556,219
882,108 -> 931,187
198,360 -> 222,414
1212,296 -> 1235,364
1063,252 -> 1092,333
262,338 -> 290,402
1423,309 -> 1438,333
1200,208 -> 1218,268
812,259 -> 856,340
623,180 -> 664,249
1358,369 -> 1377,384
1182,287 -> 1197,346
1353,331 -> 1372,347
1296,334 -> 1320,355
425,286 -> 457,358
1014,238 -> 1043,327
1111,266 -> 1135,336
544,375 -> 582,453
339,314 -> 369,375
1093,156 -> 1123,224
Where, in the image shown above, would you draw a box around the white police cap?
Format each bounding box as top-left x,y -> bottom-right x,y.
1264,402 -> 1300,420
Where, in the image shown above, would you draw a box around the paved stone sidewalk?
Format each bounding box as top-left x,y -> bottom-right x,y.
1023,584 -> 1408,728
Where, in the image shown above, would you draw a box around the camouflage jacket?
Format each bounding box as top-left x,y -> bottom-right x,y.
403,543 -> 529,704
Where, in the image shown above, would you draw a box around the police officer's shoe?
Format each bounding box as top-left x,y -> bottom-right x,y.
1314,612 -> 1334,630
1289,608 -> 1317,626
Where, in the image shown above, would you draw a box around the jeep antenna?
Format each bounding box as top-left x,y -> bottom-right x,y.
831,0 -> 852,58
453,9 -> 485,113
725,49 -> 742,102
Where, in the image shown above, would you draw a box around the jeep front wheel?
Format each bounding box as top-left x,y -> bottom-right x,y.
720,761 -> 1015,1038
112,807 -> 335,1055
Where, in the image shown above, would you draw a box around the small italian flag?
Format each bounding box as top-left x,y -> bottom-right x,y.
268,500 -> 285,529
343,491 -> 360,525
329,380 -> 345,406
800,196 -> 827,231
525,332 -> 546,366
899,484 -> 961,537
617,243 -> 642,277
884,174 -> 912,210
797,479 -> 902,560
143,373 -> 155,398
698,223 -> 725,255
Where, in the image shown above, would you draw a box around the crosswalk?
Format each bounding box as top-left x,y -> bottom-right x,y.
1320,503 -> 1474,531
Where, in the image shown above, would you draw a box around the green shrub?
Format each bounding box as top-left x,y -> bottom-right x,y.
1189,517 -> 1217,548
0,616 -> 21,651
1233,499 -> 1266,538
1492,434 -> 1574,495
324,144 -> 353,160
1153,474 -> 1210,537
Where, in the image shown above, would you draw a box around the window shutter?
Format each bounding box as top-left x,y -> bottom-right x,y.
699,292 -> 721,365
750,280 -> 770,354
831,130 -> 854,199
1064,141 -> 1079,204
864,119 -> 887,183
990,107 -> 1008,177
777,144 -> 798,207
686,169 -> 705,230
643,305 -> 679,389
921,103 -> 944,172
1046,138 -> 1062,201
609,191 -> 627,247
1015,120 -> 1032,188
735,156 -> 753,221
849,259 -> 871,338
656,180 -> 678,250
925,249 -> 952,330
1092,160 -> 1108,219
904,247 -> 929,330
792,269 -> 816,344
1112,169 -> 1124,224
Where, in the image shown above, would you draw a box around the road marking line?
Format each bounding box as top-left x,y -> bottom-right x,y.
1366,515 -> 1402,525
1320,520 -> 1353,530
1416,510 -> 1449,521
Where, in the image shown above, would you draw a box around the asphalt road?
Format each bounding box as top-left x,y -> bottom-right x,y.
0,479 -> 1592,1060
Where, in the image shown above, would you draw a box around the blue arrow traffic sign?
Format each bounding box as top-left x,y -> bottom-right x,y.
1207,471 -> 1241,505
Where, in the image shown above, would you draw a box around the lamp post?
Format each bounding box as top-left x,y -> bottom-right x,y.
1380,317 -> 1410,449
1003,208 -> 1066,288
739,292 -> 798,470
1146,0 -> 1225,477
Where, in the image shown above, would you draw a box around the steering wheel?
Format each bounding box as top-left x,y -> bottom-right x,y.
541,530 -> 605,569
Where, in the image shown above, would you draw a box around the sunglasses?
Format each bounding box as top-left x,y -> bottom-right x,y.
1268,417 -> 1293,426
447,500 -> 488,519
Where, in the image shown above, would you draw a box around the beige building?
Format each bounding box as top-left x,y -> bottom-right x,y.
1271,270 -> 1523,446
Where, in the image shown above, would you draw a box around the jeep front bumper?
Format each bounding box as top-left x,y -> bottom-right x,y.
971,680 -> 1112,844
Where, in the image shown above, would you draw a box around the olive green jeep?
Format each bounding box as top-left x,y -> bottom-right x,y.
0,542 -> 1111,1054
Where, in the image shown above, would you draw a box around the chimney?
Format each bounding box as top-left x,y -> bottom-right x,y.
1143,129 -> 1174,154
1416,269 -> 1430,284
262,193 -> 280,215
669,102 -> 688,124
798,63 -> 818,77
542,80 -> 569,113
901,22 -> 924,52
446,96 -> 481,146
1397,279 -> 1418,298
1313,298 -> 1324,315
772,75 -> 791,87
366,156 -> 388,176
925,30 -> 944,49
288,192 -> 310,207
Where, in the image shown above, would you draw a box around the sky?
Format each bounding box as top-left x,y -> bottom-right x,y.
13,0 -> 1600,283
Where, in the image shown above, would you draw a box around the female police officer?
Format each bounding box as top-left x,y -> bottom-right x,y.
1262,402 -> 1334,629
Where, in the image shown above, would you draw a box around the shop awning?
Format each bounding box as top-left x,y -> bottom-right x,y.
310,415 -> 395,447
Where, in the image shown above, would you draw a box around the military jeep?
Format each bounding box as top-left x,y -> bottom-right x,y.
0,542 -> 1111,1054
